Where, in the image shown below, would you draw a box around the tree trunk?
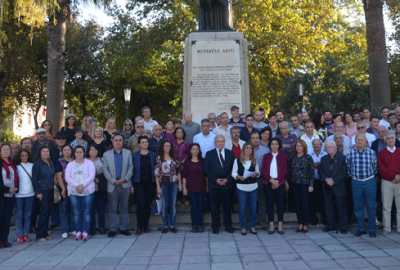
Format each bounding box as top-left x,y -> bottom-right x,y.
46,1 -> 70,132
363,0 -> 391,107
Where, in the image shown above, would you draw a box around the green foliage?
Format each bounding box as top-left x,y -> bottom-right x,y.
0,128 -> 22,143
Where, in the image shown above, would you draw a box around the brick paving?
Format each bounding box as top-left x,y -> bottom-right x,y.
1,226 -> 400,269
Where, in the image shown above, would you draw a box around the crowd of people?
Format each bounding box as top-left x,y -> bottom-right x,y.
0,104 -> 399,247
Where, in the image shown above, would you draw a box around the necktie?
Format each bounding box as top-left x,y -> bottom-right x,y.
219,150 -> 225,167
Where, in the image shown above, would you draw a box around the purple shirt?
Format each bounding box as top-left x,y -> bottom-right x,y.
182,159 -> 207,193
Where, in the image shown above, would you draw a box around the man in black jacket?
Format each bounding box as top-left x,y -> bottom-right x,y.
205,134 -> 236,234
319,141 -> 348,234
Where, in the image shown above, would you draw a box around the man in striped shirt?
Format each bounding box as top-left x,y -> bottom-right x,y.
346,133 -> 378,237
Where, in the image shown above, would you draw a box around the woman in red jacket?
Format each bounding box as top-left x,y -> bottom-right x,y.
262,138 -> 288,234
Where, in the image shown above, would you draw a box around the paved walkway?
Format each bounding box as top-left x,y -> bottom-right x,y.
1,226 -> 400,269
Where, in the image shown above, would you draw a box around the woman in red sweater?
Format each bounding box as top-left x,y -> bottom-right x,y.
261,138 -> 288,234
378,131 -> 400,236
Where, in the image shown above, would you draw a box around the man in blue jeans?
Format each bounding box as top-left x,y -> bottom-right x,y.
346,132 -> 378,237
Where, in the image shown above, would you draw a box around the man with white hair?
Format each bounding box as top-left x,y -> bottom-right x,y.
319,141 -> 348,234
346,132 -> 378,237
325,121 -> 351,148
334,133 -> 350,156
181,111 -> 201,144
350,121 -> 376,147
208,112 -> 218,131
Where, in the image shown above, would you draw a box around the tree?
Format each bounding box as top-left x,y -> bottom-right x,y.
363,0 -> 391,107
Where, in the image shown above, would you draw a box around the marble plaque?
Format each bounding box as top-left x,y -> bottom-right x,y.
183,32 -> 250,123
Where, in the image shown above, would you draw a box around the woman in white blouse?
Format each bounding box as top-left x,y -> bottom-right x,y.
231,142 -> 260,235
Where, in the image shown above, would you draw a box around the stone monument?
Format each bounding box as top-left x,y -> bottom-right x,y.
183,0 -> 250,123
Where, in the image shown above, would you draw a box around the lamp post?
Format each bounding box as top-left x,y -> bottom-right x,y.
298,83 -> 304,113
124,85 -> 131,120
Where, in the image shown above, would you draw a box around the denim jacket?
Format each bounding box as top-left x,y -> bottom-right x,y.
32,159 -> 55,194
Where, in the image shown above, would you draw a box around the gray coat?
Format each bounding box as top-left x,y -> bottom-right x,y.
180,121 -> 201,144
102,149 -> 134,192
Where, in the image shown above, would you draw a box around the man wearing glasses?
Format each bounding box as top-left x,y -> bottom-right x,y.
351,122 -> 378,148
127,122 -> 149,153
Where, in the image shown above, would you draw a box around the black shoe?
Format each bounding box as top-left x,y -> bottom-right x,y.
120,230 -> 131,236
170,227 -> 177,233
162,227 -> 168,234
250,229 -> 257,235
3,241 -> 11,248
369,232 -> 377,238
225,229 -> 234,233
212,230 -> 219,234
354,230 -> 367,236
89,230 -> 97,236
278,230 -> 284,235
108,231 -> 117,238
268,229 -> 275,234
323,227 -> 334,232
340,229 -> 347,234
241,230 -> 247,236
197,225 -> 204,233
99,228 -> 107,235
191,226 -> 196,233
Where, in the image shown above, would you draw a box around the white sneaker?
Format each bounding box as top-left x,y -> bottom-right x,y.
61,233 -> 68,239
69,231 -> 76,236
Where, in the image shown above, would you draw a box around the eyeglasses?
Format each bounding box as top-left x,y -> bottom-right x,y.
357,127 -> 366,130
44,124 -> 50,126
125,123 -> 132,126
137,126 -> 144,128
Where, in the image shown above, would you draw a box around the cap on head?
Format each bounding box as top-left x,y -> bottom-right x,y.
55,132 -> 66,139
231,106 -> 239,111
65,113 -> 77,120
35,128 -> 47,134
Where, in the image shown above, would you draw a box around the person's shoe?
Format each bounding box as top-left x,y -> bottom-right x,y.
29,227 -> 37,234
108,231 -> 117,238
170,227 -> 177,233
382,230 -> 390,236
278,230 -> 285,235
323,227 -> 334,232
136,229 -> 142,235
3,241 -> 11,248
89,230 -> 97,236
37,238 -> 47,242
241,229 -> 247,236
69,231 -> 77,236
369,232 -> 377,238
0,242 -> 4,249
296,228 -> 303,233
82,231 -> 89,241
268,229 -> 275,234
120,230 -> 131,236
99,228 -> 107,235
354,230 -> 367,236
74,231 -> 82,240
61,233 -> 68,239
191,226 -> 196,233
144,227 -> 151,233
340,229 -> 347,235
212,230 -> 219,235
250,229 -> 257,235
23,235 -> 31,243
17,236 -> 24,244
184,200 -> 190,206
302,228 -> 308,233
162,227 -> 168,234
225,229 -> 234,233
49,224 -> 57,230
46,236 -> 52,240
197,225 -> 204,233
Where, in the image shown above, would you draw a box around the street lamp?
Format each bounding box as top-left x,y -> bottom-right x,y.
298,83 -> 304,113
124,85 -> 131,120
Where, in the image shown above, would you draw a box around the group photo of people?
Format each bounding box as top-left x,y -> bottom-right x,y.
1,104 -> 400,248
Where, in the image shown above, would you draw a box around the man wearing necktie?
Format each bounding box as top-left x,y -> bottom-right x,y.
205,135 -> 236,234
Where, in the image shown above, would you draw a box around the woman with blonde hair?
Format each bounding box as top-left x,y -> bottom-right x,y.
121,119 -> 135,145
89,127 -> 108,157
231,142 -> 260,235
81,116 -> 92,132
104,118 -> 117,145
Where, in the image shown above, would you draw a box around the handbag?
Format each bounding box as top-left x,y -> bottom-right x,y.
54,185 -> 62,203
151,195 -> 163,215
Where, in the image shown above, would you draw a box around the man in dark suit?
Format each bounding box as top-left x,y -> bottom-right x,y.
319,141 -> 348,234
205,134 -> 236,234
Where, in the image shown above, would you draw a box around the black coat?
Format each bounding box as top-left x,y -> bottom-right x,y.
318,152 -> 347,197
204,148 -> 235,189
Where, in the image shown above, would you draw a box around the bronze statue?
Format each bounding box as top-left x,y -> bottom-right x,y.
199,0 -> 233,31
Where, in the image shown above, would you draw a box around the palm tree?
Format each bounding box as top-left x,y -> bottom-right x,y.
363,0 -> 391,107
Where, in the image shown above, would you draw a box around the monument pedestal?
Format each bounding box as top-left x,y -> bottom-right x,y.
183,31 -> 250,123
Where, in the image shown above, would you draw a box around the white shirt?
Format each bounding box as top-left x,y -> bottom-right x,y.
350,132 -> 376,147
300,134 -> 324,154
231,159 -> 260,192
270,153 -> 279,179
193,132 -> 216,158
325,134 -> 351,149
309,151 -> 327,179
387,146 -> 396,153
138,118 -> 159,134
379,119 -> 390,129
16,163 -> 35,198
217,148 -> 225,167
212,125 -> 232,142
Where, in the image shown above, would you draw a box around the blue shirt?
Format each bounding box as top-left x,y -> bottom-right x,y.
114,149 -> 123,179
346,147 -> 377,180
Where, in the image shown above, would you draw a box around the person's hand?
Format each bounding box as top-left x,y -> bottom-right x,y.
395,175 -> 400,183
61,189 -> 67,198
285,182 -> 289,191
237,176 -> 246,181
8,188 -> 15,194
157,186 -> 163,195
375,176 -> 380,184
222,179 -> 228,185
251,173 -> 259,178
114,180 -> 121,186
94,178 -> 100,184
217,179 -> 224,185
130,187 -> 134,194
76,184 -> 84,194
206,186 -> 209,193
308,186 -> 314,193
183,187 -> 188,196
37,194 -> 43,201
14,188 -> 18,193
273,182 -> 280,189
178,184 -> 182,192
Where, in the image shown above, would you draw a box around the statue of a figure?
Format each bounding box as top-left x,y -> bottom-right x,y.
199,0 -> 233,31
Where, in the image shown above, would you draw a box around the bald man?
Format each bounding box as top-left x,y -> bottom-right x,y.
181,111 -> 201,143
148,124 -> 165,153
